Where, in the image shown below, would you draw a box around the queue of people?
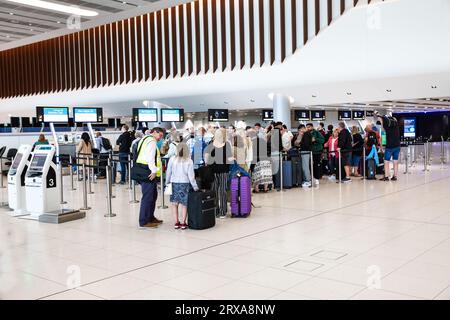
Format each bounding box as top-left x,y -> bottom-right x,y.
71,110 -> 399,230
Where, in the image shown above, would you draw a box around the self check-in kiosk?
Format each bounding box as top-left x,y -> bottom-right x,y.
7,144 -> 32,216
24,145 -> 59,219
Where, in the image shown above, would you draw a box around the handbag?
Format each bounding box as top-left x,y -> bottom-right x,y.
164,183 -> 173,195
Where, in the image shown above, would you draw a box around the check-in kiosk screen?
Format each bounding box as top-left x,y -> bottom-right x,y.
208,109 -> 229,122
36,107 -> 69,123
134,108 -> 158,122
262,110 -> 274,121
11,153 -> 23,170
311,110 -> 326,121
338,110 -> 352,120
295,110 -> 311,121
73,108 -> 103,123
161,109 -> 184,122
352,110 -> 365,120
30,154 -> 47,171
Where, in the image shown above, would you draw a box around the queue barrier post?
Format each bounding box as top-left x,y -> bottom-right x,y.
69,155 -> 76,191
59,161 -> 67,205
128,154 -> 132,190
104,164 -> 116,218
338,149 -> 342,183
87,157 -> 94,194
129,180 -> 140,204
0,157 -> 4,189
362,148 -> 366,180
158,164 -> 168,210
310,151 -> 315,188
80,163 -> 91,210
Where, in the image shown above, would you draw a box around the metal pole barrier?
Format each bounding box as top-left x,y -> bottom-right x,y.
80,163 -> 91,210
278,152 -> 284,192
108,158 -> 116,199
310,151 -> 315,188
129,180 -> 139,204
104,164 -> 116,217
423,144 -> 427,172
0,157 -> 4,189
362,148 -> 366,180
59,163 -> 67,204
338,149 -> 342,183
127,154 -> 132,190
69,155 -> 76,191
158,167 -> 168,209
404,146 -> 410,174
87,157 -> 94,194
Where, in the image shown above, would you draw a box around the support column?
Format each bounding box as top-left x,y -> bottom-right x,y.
273,94 -> 292,126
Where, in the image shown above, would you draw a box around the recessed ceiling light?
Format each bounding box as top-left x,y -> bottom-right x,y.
431,85 -> 437,89
386,89 -> 392,92
312,95 -> 317,98
439,98 -> 444,102
6,0 -> 99,17
426,98 -> 431,101
9,12 -> 14,15
57,21 -> 61,24
346,92 -> 352,95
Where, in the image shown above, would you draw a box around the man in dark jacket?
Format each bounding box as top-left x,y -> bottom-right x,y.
307,123 -> 325,183
375,111 -> 401,181
298,124 -> 312,188
116,124 -> 133,185
337,122 -> 353,183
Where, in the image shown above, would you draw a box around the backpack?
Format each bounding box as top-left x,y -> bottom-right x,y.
367,132 -> 378,148
101,137 -> 112,151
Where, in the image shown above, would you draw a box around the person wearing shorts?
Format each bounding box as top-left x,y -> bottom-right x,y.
375,111 -> 401,181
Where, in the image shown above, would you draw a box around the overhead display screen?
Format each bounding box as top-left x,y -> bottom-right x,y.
311,110 -> 326,121
133,108 -> 158,122
36,107 -> 69,123
30,154 -> 47,170
338,110 -> 352,120
352,110 -> 365,120
262,109 -> 274,121
11,153 -> 23,170
366,110 -> 374,117
208,109 -> 229,122
161,109 -> 184,122
403,118 -> 416,138
73,107 -> 103,123
295,110 -> 311,121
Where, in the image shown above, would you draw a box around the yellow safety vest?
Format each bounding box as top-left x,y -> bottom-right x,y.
136,136 -> 162,177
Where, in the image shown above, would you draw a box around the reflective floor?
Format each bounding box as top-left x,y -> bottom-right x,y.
1,159 -> 450,300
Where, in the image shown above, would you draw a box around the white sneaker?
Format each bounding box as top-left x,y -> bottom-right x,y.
219,215 -> 227,219
302,182 -> 311,188
328,175 -> 336,180
314,179 -> 320,185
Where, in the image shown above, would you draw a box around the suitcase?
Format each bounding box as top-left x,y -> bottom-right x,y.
274,161 -> 293,189
195,166 -> 214,190
187,190 -> 216,230
291,156 -> 303,187
366,159 -> 376,180
230,175 -> 252,217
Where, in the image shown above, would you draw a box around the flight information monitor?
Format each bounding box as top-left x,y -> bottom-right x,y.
352,110 -> 365,120
338,110 -> 352,120
366,110 -> 374,117
161,109 -> 184,122
133,108 -> 158,122
311,110 -> 326,121
36,107 -> 69,123
208,109 -> 229,122
262,110 -> 274,121
30,154 -> 47,171
73,107 -> 103,123
11,153 -> 23,170
295,110 -> 311,121
403,118 -> 416,138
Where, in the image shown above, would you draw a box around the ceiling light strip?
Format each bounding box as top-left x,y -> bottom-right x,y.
7,0 -> 99,17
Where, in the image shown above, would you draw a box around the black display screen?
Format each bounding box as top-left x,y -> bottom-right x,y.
352,110 -> 365,120
295,110 -> 311,121
366,110 -> 374,117
262,109 -> 274,121
338,110 -> 352,120
11,117 -> 20,127
208,109 -> 229,122
311,110 -> 326,121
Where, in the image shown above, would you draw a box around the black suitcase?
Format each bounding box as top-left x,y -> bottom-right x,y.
195,166 -> 214,190
291,156 -> 303,187
187,190 -> 216,230
366,159 -> 376,180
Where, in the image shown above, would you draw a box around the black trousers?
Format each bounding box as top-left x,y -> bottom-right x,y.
312,153 -> 323,180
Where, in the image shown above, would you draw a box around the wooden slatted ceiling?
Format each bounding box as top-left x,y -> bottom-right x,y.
0,0 -> 376,99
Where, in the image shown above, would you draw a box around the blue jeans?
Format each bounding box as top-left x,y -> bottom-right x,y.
119,153 -> 128,183
384,147 -> 401,161
139,181 -> 158,226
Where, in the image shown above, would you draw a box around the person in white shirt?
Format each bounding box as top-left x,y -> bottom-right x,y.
165,142 -> 199,230
281,125 -> 293,152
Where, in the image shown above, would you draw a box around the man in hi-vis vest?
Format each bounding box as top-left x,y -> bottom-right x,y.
136,127 -> 165,228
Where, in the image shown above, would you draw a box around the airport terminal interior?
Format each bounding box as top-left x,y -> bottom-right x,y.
1,0 -> 450,301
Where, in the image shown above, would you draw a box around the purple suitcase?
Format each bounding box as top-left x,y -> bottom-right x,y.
230,175 -> 252,217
